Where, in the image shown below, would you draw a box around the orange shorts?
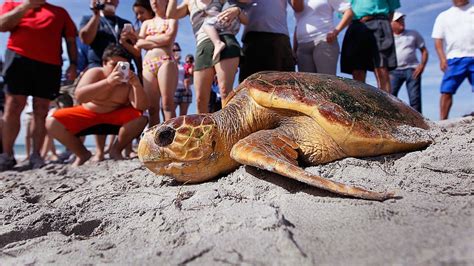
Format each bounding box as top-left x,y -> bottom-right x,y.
52,105 -> 143,135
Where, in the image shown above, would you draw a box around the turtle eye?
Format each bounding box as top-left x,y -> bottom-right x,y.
155,126 -> 175,147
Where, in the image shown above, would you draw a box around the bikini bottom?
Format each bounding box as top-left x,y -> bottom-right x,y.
143,55 -> 175,76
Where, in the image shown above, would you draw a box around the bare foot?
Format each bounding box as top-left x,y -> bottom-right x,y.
91,153 -> 105,162
72,151 -> 92,167
47,154 -> 59,161
212,41 -> 226,61
109,148 -> 124,161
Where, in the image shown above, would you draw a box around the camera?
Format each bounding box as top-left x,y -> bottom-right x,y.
117,61 -> 130,82
92,0 -> 105,10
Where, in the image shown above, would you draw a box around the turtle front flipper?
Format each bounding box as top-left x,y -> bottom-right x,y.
230,130 -> 396,201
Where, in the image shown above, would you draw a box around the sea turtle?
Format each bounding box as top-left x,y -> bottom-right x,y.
138,72 -> 431,201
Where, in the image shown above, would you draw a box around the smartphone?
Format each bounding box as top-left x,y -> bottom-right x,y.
117,61 -> 130,82
123,23 -> 133,33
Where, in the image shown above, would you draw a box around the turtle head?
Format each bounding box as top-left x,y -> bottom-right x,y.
138,114 -> 234,183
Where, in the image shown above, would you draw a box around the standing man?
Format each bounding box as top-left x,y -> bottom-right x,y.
390,11 -> 428,113
432,0 -> 474,120
0,0 -> 77,171
238,0 -> 303,82
341,0 -> 400,93
80,0 -> 136,68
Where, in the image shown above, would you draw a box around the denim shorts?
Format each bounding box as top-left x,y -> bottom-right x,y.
440,57 -> 474,94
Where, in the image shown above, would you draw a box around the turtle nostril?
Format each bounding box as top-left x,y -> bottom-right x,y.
155,126 -> 175,147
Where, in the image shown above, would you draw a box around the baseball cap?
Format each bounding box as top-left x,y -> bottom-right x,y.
392,11 -> 405,21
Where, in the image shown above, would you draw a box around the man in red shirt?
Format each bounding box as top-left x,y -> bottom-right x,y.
0,0 -> 77,171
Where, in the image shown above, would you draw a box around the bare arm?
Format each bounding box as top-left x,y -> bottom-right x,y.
167,0 -> 189,19
420,46 -> 429,67
289,0 -> 304,13
120,30 -> 140,58
0,0 -> 43,32
75,68 -> 115,103
434,38 -> 447,72
413,46 -> 429,79
65,36 -> 78,81
135,20 -> 159,50
127,72 -> 148,110
79,14 -> 100,45
238,7 -> 249,25
79,2 -> 101,45
217,6 -> 240,26
144,19 -> 178,47
327,8 -> 353,43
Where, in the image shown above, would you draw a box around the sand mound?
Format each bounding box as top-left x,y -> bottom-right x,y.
1,117 -> 473,265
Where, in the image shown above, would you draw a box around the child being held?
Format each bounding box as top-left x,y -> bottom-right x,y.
201,0 -> 252,61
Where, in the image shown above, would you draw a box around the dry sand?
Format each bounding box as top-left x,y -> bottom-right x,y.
0,116 -> 473,265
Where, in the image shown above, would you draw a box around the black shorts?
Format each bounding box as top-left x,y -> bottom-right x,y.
341,18 -> 397,74
239,31 -> 295,82
3,50 -> 62,100
194,34 -> 241,72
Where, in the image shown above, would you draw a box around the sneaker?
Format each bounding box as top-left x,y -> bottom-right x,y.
29,153 -> 45,169
0,153 -> 17,171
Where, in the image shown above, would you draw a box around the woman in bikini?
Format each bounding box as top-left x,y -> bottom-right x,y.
136,0 -> 178,126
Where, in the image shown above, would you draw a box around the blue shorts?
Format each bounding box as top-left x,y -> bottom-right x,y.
440,57 -> 474,94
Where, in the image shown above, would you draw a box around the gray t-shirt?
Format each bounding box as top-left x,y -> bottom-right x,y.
243,0 -> 289,37
394,29 -> 425,70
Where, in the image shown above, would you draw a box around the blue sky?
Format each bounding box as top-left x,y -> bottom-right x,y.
1,0 -> 473,146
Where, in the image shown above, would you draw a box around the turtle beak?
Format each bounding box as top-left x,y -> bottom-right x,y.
138,128 -> 165,163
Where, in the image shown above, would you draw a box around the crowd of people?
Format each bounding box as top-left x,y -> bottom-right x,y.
0,0 -> 472,171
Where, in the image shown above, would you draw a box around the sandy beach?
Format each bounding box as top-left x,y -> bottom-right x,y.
0,116 -> 473,265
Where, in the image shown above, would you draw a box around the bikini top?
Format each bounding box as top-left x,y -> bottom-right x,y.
145,18 -> 170,37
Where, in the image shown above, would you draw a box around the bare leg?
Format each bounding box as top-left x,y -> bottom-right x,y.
104,135 -> 116,154
24,115 -> 33,160
2,94 -> 27,156
143,68 -> 161,126
157,61 -> 178,121
194,68 -> 215,113
374,67 -> 391,93
109,116 -> 147,160
46,117 -> 92,166
93,135 -> 106,162
215,57 -> 239,105
440,93 -> 453,120
49,136 -> 58,160
40,135 -> 49,158
352,70 -> 366,83
31,97 -> 50,158
179,102 -> 190,116
203,24 -> 226,61
41,134 -> 57,160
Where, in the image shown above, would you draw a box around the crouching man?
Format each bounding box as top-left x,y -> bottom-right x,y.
46,44 -> 148,166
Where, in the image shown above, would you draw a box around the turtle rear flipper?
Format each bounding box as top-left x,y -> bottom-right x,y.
230,129 -> 396,201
